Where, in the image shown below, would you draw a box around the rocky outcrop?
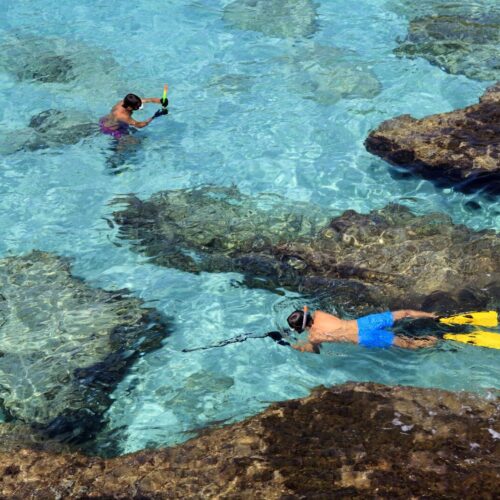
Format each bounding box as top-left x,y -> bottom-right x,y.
365,83 -> 500,194
0,110 -> 99,154
113,186 -> 500,315
223,0 -> 318,39
394,2 -> 500,81
0,251 -> 169,443
0,382 -> 498,498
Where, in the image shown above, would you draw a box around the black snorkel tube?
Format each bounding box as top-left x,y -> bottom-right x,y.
182,331 -> 290,353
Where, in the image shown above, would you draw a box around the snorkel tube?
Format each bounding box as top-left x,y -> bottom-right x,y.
151,84 -> 169,120
161,84 -> 169,108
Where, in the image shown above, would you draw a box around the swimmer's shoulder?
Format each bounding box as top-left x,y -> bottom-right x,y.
314,310 -> 342,323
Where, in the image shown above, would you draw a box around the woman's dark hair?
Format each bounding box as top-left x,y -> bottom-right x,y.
287,310 -> 312,333
123,93 -> 142,110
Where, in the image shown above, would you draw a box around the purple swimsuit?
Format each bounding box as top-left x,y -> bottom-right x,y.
99,117 -> 129,139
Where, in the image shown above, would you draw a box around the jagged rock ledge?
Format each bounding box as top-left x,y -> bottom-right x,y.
0,382 -> 498,498
365,83 -> 500,195
113,186 -> 500,315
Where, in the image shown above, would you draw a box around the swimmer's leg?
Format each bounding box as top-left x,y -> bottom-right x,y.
106,135 -> 142,173
393,335 -> 438,349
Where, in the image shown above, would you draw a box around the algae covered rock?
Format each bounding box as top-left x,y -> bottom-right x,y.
0,34 -> 121,89
365,82 -> 500,194
270,203 -> 500,311
279,43 -> 382,104
112,185 -> 329,273
0,383 -> 498,498
0,251 -> 169,442
113,187 -> 500,314
393,1 -> 500,81
0,109 -> 99,154
223,0 -> 318,39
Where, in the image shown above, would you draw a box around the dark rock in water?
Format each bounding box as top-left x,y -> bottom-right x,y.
223,0 -> 318,38
0,109 -> 100,154
269,204 -> 500,312
20,54 -> 74,83
113,187 -> 500,314
112,185 -> 328,272
0,382 -> 498,497
0,251 -> 169,443
394,5 -> 500,81
0,34 -> 121,87
365,83 -> 500,195
464,200 -> 482,211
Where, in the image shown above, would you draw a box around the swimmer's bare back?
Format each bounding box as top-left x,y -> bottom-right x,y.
104,97 -> 162,130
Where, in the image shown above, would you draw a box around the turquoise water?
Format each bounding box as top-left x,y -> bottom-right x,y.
0,0 -> 499,454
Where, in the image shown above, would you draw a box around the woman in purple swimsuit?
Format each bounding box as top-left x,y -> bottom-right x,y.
99,93 -> 167,139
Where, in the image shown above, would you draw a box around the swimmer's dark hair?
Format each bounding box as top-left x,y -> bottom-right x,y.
287,310 -> 312,333
123,93 -> 142,110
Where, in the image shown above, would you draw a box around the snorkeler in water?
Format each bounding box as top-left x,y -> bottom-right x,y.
287,308 -> 438,353
99,93 -> 168,140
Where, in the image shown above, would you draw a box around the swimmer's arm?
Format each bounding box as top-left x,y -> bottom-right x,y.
141,97 -> 162,104
120,115 -> 153,128
292,341 -> 320,354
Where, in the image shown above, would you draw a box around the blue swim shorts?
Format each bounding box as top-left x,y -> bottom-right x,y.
357,311 -> 395,348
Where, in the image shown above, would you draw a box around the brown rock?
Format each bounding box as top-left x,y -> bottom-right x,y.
0,382 -> 498,498
365,83 -> 500,194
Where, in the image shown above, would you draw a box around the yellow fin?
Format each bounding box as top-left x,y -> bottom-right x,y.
444,331 -> 500,349
439,311 -> 498,328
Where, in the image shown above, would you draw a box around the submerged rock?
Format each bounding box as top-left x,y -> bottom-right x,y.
0,382 -> 498,497
207,72 -> 255,95
279,43 -> 382,104
365,83 -> 500,195
0,251 -> 169,443
0,34 -> 121,88
223,0 -> 318,39
112,185 -> 328,273
0,109 -> 99,154
269,203 -> 500,311
394,2 -> 500,81
113,187 -> 500,314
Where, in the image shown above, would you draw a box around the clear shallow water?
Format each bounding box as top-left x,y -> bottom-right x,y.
0,0 -> 499,454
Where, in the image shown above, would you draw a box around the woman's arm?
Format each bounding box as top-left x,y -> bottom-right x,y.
141,97 -> 162,104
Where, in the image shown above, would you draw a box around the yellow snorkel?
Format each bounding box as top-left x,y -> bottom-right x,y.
152,84 -> 170,120
161,84 -> 169,108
